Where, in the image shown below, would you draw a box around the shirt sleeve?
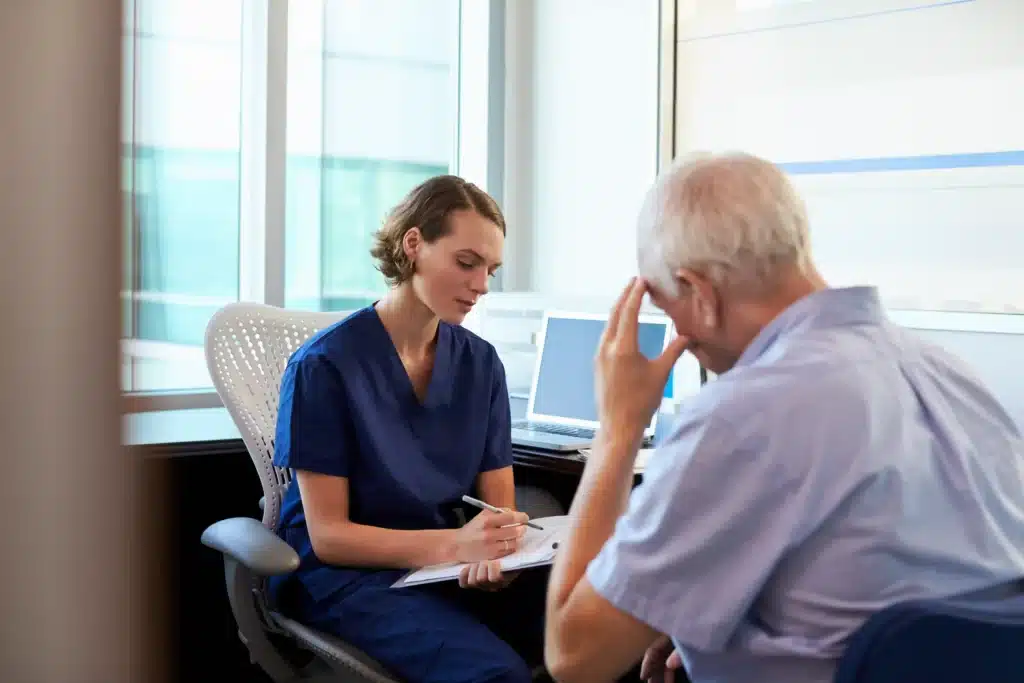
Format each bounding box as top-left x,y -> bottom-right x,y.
479,353 -> 514,472
273,354 -> 355,477
585,407 -> 813,653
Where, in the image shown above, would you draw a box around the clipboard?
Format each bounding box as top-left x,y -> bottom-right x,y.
391,515 -> 570,588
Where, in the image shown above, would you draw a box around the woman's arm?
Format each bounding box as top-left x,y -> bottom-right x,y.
297,470 -> 526,569
297,470 -> 453,568
476,465 -> 516,510
475,354 -> 517,511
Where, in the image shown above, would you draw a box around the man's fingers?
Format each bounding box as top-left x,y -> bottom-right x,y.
615,276 -> 648,344
602,277 -> 637,349
658,333 -> 690,374
666,650 -> 682,669
609,277 -> 637,330
639,653 -> 655,680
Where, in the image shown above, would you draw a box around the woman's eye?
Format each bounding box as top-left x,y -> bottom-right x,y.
457,260 -> 474,270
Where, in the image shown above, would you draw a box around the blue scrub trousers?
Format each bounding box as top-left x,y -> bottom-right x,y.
283,567 -> 548,683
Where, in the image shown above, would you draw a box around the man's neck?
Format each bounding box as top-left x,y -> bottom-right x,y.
751,266 -> 827,327
375,284 -> 440,357
730,265 -> 828,351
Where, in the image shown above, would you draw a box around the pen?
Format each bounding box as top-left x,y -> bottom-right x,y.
461,495 -> 544,530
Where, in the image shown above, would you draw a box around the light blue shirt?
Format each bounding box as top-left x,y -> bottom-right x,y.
587,286 -> 1024,683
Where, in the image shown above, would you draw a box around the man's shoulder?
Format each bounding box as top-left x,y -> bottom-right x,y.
682,350 -> 890,449
685,320 -> 1002,450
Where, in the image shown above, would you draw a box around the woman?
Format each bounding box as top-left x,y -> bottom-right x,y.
270,175 -> 547,683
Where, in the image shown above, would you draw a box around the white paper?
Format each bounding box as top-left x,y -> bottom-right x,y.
392,515 -> 571,588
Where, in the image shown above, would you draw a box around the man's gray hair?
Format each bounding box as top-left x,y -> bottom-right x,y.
637,151 -> 812,295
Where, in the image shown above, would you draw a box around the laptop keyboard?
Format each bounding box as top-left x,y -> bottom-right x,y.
516,421 -> 595,439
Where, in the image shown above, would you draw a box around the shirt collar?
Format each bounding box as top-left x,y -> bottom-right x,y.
735,286 -> 885,368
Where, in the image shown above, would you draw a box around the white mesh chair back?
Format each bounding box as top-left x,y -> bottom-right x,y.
204,302 -> 350,528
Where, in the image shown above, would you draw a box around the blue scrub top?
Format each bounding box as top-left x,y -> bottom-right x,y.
271,305 -> 513,600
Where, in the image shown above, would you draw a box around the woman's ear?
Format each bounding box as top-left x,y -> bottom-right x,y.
402,227 -> 423,262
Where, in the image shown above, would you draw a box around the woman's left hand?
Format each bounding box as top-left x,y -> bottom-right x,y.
458,560 -> 519,591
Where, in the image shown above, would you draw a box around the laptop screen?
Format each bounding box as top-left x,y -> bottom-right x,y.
530,314 -> 671,427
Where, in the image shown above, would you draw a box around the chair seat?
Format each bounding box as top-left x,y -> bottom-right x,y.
273,612 -> 404,683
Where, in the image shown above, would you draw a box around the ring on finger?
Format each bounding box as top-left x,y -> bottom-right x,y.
503,539 -> 510,552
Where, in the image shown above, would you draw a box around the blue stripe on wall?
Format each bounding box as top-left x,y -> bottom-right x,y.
778,151 -> 1024,175
680,0 -> 974,43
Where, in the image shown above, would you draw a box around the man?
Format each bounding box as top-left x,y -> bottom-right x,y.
543,152 -> 1024,683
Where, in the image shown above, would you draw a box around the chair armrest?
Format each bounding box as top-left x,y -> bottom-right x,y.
201,517 -> 300,576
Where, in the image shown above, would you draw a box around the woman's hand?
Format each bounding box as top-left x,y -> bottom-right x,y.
640,635 -> 684,683
451,508 -> 529,564
458,560 -> 520,591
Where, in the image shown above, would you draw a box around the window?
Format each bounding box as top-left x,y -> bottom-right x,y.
122,0 -> 244,393
284,0 -> 460,312
122,0 -> 497,400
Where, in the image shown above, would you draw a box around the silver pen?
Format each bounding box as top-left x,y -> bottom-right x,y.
461,495 -> 545,530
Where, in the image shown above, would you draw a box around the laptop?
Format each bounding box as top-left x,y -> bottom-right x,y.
510,310 -> 674,452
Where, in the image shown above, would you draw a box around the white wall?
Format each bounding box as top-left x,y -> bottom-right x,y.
674,0 -> 1024,314
670,0 -> 1024,425
506,0 -> 661,295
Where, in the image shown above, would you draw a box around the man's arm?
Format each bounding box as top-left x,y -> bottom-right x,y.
544,431 -> 661,683
546,277 -> 688,683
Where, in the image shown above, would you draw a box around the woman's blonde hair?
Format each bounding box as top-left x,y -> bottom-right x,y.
370,175 -> 506,286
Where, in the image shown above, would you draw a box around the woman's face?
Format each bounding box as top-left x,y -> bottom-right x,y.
405,209 -> 504,324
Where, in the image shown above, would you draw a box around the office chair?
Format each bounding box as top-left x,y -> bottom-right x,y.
833,594 -> 1024,683
200,302 -> 565,683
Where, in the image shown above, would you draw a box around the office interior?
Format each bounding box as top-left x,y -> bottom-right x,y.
3,0 -> 1023,681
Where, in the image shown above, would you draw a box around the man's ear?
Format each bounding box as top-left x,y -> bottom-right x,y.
675,268 -> 719,329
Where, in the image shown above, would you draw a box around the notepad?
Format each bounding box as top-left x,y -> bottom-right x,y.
391,515 -> 571,588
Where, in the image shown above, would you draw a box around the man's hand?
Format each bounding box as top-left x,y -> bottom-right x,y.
458,560 -> 519,591
640,635 -> 684,683
596,277 -> 689,443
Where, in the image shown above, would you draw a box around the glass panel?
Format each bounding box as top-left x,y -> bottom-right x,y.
284,0 -> 460,312
121,0 -> 243,392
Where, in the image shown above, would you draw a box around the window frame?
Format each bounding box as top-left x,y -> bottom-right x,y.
125,0 -> 506,412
